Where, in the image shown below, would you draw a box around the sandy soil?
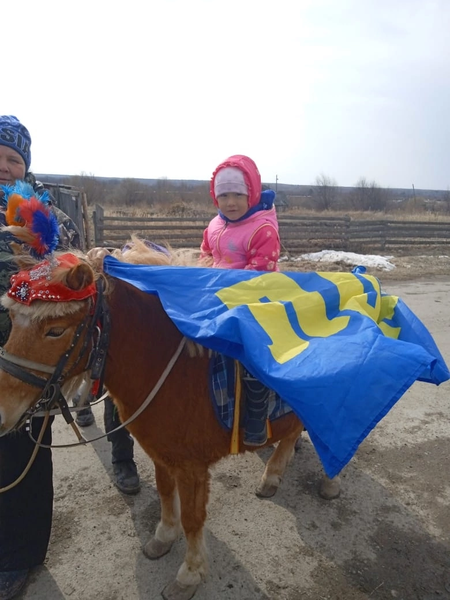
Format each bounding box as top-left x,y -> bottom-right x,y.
18,258 -> 450,600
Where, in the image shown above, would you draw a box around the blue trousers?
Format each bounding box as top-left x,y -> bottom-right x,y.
104,397 -> 134,463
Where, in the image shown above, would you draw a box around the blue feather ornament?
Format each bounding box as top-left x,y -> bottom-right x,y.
1,181 -> 59,258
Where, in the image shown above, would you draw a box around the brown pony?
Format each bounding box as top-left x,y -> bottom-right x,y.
0,242 -> 339,600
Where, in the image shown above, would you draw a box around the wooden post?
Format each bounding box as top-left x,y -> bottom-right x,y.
93,204 -> 104,247
381,221 -> 387,251
344,215 -> 351,252
81,192 -> 92,250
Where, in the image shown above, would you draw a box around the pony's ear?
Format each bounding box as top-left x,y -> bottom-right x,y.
64,263 -> 95,291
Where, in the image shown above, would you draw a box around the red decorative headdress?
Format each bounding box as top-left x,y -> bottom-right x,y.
7,253 -> 97,306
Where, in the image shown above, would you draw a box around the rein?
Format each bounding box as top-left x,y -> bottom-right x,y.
27,335 -> 187,449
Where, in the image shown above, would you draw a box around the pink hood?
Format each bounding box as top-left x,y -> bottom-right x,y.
210,155 -> 262,208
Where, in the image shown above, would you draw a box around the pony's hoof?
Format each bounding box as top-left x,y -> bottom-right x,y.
294,436 -> 302,451
162,580 -> 198,600
143,537 -> 174,560
255,482 -> 278,498
319,475 -> 341,500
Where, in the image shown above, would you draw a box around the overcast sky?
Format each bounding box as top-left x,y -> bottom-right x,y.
3,0 -> 449,190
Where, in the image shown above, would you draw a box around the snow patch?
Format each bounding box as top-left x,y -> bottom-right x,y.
281,250 -> 396,271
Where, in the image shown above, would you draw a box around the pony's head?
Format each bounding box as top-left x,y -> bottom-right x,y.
0,252 -> 98,434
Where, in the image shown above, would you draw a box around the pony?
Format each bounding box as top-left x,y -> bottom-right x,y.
0,240 -> 339,600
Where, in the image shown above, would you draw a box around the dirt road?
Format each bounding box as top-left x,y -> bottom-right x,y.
20,275 -> 450,600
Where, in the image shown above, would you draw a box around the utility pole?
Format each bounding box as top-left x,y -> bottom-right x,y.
275,175 -> 278,193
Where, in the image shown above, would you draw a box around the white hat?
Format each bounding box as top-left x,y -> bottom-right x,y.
214,167 -> 248,197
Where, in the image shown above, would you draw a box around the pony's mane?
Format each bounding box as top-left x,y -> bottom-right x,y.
111,236 -> 199,267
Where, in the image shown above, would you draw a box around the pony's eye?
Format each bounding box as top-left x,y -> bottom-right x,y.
46,327 -> 66,338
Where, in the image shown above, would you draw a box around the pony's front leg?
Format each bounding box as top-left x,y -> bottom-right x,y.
162,466 -> 210,600
143,462 -> 181,560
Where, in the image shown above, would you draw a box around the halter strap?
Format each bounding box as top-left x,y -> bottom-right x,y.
0,349 -> 49,387
0,347 -> 55,374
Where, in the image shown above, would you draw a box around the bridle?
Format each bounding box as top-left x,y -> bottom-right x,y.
0,271 -> 188,452
0,276 -> 111,434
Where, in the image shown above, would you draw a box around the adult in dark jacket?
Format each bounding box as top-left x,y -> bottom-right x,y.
0,115 -> 79,599
0,115 -> 139,600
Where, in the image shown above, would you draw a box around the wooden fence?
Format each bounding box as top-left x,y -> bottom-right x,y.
92,205 -> 450,254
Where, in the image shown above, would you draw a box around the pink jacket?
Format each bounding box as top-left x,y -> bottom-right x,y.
202,155 -> 280,271
200,207 -> 280,271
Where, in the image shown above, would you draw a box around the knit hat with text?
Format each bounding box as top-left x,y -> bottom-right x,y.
0,115 -> 32,171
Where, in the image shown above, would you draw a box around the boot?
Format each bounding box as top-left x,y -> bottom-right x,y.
242,374 -> 270,446
73,394 -> 95,427
105,397 -> 140,495
0,570 -> 29,600
113,460 -> 141,495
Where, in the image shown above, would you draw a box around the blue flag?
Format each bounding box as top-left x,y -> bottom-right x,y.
104,256 -> 449,478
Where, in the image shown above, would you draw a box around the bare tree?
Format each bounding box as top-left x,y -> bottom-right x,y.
313,174 -> 338,211
351,177 -> 388,212
109,179 -> 150,207
68,172 -> 108,206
